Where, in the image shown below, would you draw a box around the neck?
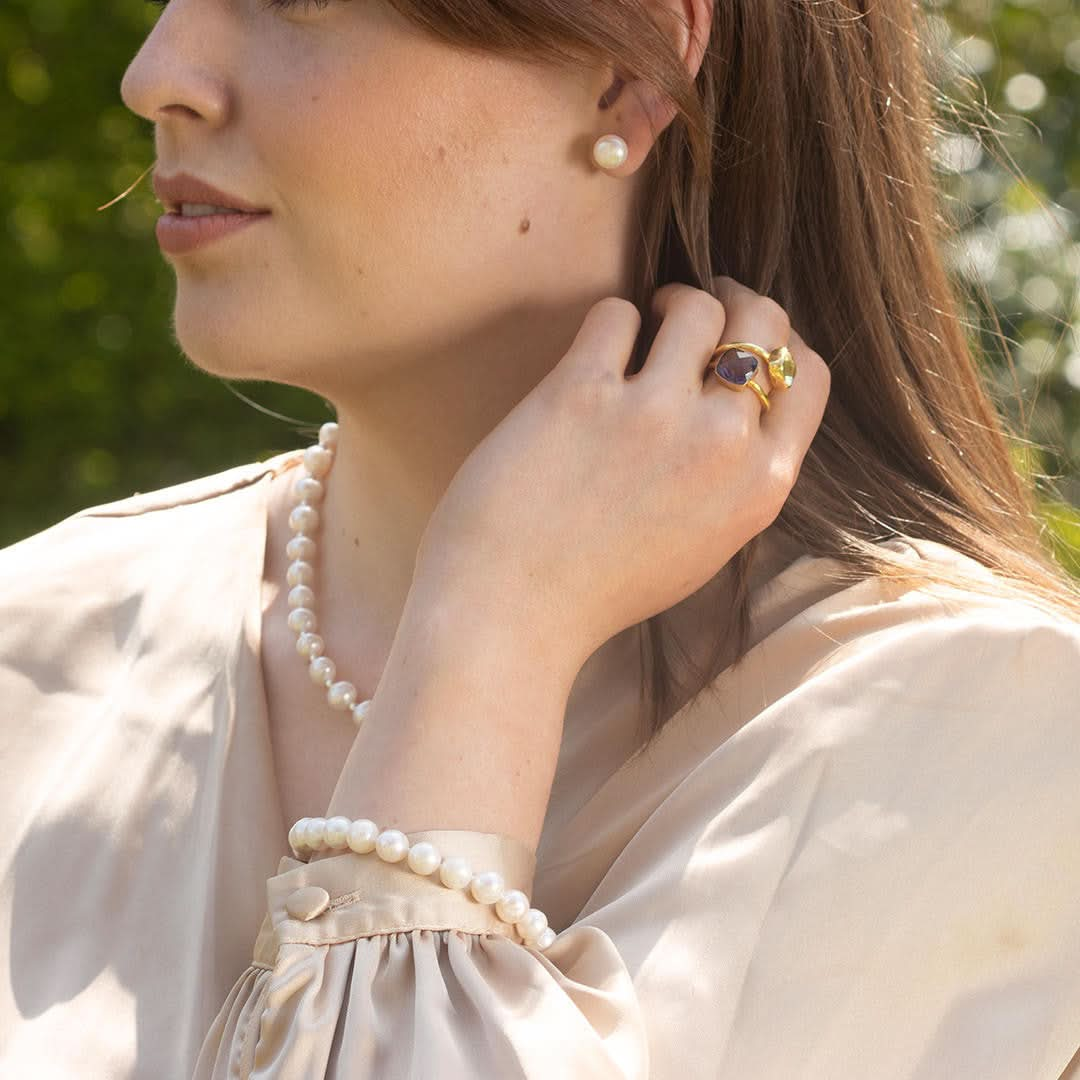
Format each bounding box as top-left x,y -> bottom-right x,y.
265,300 -> 596,688
263,330 -> 804,712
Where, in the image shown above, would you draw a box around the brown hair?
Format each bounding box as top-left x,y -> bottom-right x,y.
380,0 -> 1080,741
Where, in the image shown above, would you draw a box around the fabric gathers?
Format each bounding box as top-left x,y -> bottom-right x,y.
195,830 -> 649,1078
3,448 -> 1080,1079
284,818 -> 557,950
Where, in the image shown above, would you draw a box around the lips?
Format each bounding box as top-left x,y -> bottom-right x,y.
155,207 -> 270,255
151,170 -> 270,215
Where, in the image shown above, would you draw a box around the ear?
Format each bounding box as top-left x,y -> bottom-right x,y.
591,0 -> 713,176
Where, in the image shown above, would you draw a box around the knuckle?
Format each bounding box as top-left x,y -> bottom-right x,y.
590,295 -> 641,330
817,353 -> 833,389
596,295 -> 635,324
802,345 -> 825,370
690,408 -> 725,458
635,388 -> 675,433
802,348 -> 831,395
680,288 -> 725,321
758,295 -> 791,333
652,281 -> 684,304
705,398 -> 754,449
652,282 -> 725,322
768,456 -> 797,492
561,367 -> 621,415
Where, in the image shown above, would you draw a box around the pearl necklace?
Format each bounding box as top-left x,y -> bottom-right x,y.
281,423 -> 559,953
285,422 -> 374,728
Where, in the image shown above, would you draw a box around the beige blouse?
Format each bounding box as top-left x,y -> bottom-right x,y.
3,447 -> 1080,1079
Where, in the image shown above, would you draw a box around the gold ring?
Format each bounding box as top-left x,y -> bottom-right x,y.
743,378 -> 770,411
707,341 -> 797,413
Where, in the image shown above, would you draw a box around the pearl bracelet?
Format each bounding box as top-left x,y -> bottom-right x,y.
288,815 -> 557,952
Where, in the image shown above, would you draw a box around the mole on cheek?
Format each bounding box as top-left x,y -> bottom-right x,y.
438,145 -> 447,161
519,217 -> 531,234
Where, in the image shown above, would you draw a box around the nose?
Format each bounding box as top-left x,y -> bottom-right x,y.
119,0 -> 229,128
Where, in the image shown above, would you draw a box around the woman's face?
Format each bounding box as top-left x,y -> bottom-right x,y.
120,0 -> 637,397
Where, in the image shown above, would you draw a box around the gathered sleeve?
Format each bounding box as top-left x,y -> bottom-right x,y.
193,607 -> 1080,1080
192,829 -> 648,1079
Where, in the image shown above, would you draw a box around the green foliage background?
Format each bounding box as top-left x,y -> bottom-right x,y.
2,0 -> 1078,572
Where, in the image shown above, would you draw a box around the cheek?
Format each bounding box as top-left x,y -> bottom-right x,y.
278,72 -> 519,273
256,45 -> 572,340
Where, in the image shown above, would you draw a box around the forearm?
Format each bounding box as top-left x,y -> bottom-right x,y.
313,586 -> 579,858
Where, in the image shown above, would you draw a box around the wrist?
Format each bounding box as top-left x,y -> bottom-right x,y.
403,569 -> 586,693
318,586 -> 578,852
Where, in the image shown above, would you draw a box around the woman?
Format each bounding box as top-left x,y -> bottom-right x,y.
2,0 -> 1078,1076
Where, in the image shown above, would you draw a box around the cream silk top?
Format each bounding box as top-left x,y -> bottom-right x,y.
2,447 -> 1080,1080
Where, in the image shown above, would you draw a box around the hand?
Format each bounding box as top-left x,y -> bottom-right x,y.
413,276 -> 832,670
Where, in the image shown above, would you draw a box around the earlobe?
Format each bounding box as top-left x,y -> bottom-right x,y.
589,78 -> 679,175
592,134 -> 629,171
589,0 -> 710,173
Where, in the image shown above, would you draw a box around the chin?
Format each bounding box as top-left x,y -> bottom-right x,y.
172,329 -> 272,383
168,300 -> 276,382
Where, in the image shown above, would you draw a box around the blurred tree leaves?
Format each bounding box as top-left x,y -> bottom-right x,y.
1,0 -> 328,548
926,0 -> 1080,572
1,0 -> 1077,571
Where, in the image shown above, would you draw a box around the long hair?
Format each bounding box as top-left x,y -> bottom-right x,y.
380,0 -> 1080,741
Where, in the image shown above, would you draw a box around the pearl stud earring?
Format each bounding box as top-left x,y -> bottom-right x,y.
592,134 -> 628,171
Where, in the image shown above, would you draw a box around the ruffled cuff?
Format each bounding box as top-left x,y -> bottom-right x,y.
253,828 -> 539,964
195,830 -> 647,1079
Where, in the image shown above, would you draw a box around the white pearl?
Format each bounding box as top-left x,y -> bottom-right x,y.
327,681 -> 357,710
288,607 -> 317,634
346,818 -> 379,854
592,133 -> 628,170
439,856 -> 473,890
289,504 -> 320,534
293,475 -> 324,504
288,585 -> 316,610
303,817 -> 328,851
516,908 -> 548,943
286,535 -> 316,562
407,841 -> 442,876
495,889 -> 529,924
309,656 -> 336,686
375,829 -> 409,862
324,815 -> 352,848
286,560 -> 315,588
351,699 -> 372,727
469,871 -> 505,905
319,422 -> 339,448
304,444 -> 333,477
296,632 -> 325,659
288,817 -> 311,850
535,927 -> 557,951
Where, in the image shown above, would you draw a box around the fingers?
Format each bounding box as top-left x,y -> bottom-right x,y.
638,282 -> 730,399
701,276 -> 790,402
561,280 -> 831,495
707,276 -> 830,484
759,324 -> 831,486
561,296 -> 642,382
646,275 -> 830,493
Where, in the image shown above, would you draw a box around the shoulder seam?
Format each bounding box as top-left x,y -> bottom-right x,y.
70,449 -> 304,521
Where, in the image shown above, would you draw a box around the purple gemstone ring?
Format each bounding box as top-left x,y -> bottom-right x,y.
706,341 -> 797,414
